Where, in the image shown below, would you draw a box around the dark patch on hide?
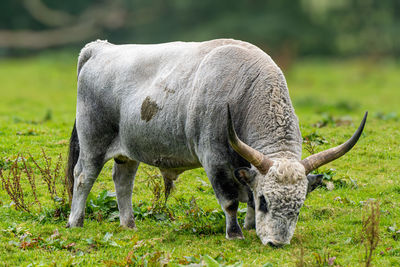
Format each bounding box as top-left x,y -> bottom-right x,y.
258,195 -> 269,213
141,96 -> 159,122
163,87 -> 176,94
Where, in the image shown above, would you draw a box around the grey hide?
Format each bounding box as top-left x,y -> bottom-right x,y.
66,39 -> 362,246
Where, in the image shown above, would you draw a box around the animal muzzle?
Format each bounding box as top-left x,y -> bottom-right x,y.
258,217 -> 294,247
262,237 -> 291,247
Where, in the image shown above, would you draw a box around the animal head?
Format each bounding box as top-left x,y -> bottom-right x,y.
227,105 -> 367,246
235,159 -> 307,245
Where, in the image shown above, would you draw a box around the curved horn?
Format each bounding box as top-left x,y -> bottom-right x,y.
301,112 -> 368,175
227,105 -> 273,174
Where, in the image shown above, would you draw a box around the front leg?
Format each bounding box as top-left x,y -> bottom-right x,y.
244,188 -> 256,229
204,166 -> 244,240
223,199 -> 244,240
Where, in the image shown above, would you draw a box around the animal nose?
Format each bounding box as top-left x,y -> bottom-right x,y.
267,241 -> 284,248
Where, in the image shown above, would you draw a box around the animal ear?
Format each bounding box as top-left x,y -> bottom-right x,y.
307,174 -> 323,194
234,167 -> 257,186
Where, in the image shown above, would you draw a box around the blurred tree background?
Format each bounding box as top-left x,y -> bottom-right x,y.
0,0 -> 399,62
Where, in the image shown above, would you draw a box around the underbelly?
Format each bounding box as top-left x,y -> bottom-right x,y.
118,129 -> 201,169
138,154 -> 201,170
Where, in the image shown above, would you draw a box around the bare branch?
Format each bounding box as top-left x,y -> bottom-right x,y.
0,23 -> 101,49
79,0 -> 127,29
22,0 -> 75,27
0,0 -> 127,49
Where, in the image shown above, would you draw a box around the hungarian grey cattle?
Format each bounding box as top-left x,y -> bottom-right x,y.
66,39 -> 367,246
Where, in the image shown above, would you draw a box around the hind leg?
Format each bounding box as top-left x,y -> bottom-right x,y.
113,160 -> 139,228
68,86 -> 119,227
67,157 -> 104,227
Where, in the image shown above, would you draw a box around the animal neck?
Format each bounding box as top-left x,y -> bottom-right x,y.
238,67 -> 303,160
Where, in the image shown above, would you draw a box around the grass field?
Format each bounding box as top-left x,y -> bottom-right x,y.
0,52 -> 399,266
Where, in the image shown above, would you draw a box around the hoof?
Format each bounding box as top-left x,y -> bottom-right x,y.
120,216 -> 136,229
120,221 -> 137,229
243,221 -> 255,230
226,231 -> 244,240
66,216 -> 84,228
226,222 -> 244,240
66,222 -> 83,228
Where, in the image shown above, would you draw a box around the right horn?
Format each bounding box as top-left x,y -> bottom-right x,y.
227,104 -> 273,174
301,112 -> 368,175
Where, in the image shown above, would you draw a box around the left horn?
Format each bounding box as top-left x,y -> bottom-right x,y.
301,112 -> 368,175
227,105 -> 273,174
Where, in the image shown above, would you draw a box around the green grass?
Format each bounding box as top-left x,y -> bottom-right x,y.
0,53 -> 399,266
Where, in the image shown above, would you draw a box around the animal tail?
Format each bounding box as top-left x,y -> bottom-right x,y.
67,120 -> 79,202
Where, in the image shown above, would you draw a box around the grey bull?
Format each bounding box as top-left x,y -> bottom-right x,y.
66,39 -> 367,246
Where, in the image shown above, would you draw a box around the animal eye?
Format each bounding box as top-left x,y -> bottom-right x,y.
258,195 -> 269,213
